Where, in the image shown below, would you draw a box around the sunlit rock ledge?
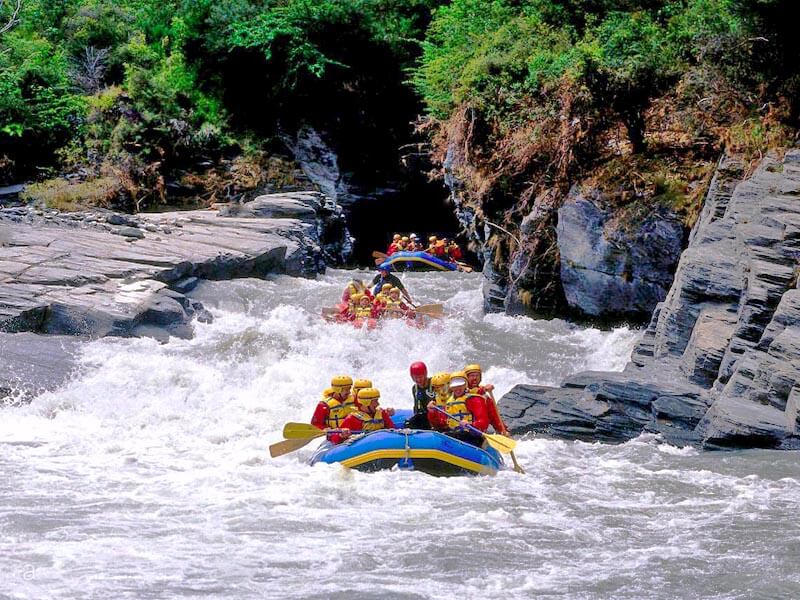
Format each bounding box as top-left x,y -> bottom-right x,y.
502,150 -> 800,450
0,191 -> 343,341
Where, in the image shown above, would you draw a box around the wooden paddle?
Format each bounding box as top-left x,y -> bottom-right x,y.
487,390 -> 525,474
269,436 -> 321,458
414,304 -> 444,318
430,405 -> 516,454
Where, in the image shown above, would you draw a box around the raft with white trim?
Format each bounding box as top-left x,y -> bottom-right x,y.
378,251 -> 459,272
309,410 -> 504,476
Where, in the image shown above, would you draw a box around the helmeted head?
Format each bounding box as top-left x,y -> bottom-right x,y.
359,294 -> 372,307
330,375 -> 353,400
353,378 -> 372,393
381,283 -> 393,293
388,288 -> 401,300
464,363 -> 482,387
428,236 -> 437,243
409,233 -> 418,240
431,372 -> 451,398
401,236 -> 409,243
409,361 -> 428,386
357,387 -> 380,412
393,234 -> 401,241
449,372 -> 468,397
378,266 -> 391,275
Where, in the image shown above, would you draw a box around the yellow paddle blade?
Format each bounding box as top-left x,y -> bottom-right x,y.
269,437 -> 317,458
282,422 -> 328,439
484,433 -> 517,454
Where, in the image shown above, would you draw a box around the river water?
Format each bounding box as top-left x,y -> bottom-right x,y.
2,270 -> 800,599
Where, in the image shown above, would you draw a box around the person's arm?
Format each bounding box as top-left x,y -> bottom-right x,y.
427,404 -> 446,429
329,414 -> 357,444
311,403 -> 329,430
486,391 -> 508,434
466,396 -> 489,431
382,411 -> 395,429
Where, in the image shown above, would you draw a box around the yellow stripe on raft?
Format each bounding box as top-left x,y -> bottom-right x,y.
338,448 -> 497,475
384,255 -> 454,271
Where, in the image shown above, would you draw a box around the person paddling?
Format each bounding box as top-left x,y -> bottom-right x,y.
464,363 -> 508,435
428,372 -> 488,447
330,387 -> 395,444
371,266 -> 412,304
403,361 -> 435,429
311,375 -> 356,430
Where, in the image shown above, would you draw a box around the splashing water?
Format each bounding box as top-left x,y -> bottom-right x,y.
2,270 -> 800,599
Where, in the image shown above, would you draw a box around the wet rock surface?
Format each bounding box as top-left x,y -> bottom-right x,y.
501,151 -> 800,450
0,192 -> 338,342
557,188 -> 684,319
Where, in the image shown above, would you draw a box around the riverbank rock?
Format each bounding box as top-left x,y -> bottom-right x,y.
557,188 -> 684,319
0,192 -> 332,341
501,151 -> 800,450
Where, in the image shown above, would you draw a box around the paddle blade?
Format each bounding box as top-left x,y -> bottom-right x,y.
269,437 -> 316,458
415,304 -> 444,317
282,422 -> 327,439
484,433 -> 517,454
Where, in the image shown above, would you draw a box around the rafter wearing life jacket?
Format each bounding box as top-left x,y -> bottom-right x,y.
464,363 -> 507,435
427,372 -> 489,432
311,375 -> 356,430
329,387 -> 395,444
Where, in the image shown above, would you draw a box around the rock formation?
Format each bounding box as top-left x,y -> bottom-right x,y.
501,151 -> 800,450
0,191 -> 344,341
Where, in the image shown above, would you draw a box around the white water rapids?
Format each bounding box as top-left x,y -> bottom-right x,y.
3,270 -> 800,599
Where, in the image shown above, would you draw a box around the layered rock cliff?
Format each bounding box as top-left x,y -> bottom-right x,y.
500,151 -> 800,450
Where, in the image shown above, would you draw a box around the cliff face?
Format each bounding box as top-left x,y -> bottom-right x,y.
501,150 -> 800,450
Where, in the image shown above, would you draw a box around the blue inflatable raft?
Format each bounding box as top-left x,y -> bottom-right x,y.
378,251 -> 459,272
309,410 -> 504,476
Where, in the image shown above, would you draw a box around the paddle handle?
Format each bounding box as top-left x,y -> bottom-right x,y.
429,405 -> 483,437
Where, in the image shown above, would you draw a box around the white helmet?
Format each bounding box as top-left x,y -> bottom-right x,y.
409,233 -> 418,239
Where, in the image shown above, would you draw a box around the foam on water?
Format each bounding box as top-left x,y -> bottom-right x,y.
2,269 -> 800,599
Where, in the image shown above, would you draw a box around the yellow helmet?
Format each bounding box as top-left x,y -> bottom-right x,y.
401,236 -> 409,242
464,364 -> 482,375
357,387 -> 380,401
353,378 -> 372,390
381,284 -> 393,292
331,375 -> 353,387
429,236 -> 437,242
431,372 -> 450,387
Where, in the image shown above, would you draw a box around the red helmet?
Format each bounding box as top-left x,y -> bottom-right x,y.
409,361 -> 427,378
